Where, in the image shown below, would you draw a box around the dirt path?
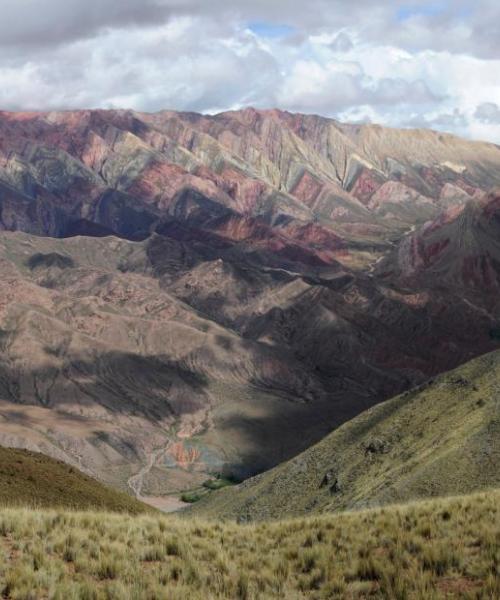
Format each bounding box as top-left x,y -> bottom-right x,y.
368,254 -> 385,274
127,440 -> 173,499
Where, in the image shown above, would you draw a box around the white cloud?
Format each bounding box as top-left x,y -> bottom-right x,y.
0,18 -> 281,113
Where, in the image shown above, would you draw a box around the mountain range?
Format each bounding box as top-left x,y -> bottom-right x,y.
1,108 -> 500,508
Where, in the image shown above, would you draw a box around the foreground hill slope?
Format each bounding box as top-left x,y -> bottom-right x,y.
192,349 -> 500,521
0,446 -> 149,513
0,490 -> 498,598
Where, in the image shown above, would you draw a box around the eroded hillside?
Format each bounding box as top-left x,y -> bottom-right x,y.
1,109 -> 500,501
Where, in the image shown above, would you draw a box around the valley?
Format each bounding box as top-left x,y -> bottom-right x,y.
3,2 -> 500,597
0,108 -> 500,510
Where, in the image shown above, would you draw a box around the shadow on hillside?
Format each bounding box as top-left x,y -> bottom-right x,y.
214,388 -> 376,481
0,350 -> 210,422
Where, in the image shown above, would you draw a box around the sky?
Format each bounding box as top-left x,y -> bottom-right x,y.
1,1 -> 500,142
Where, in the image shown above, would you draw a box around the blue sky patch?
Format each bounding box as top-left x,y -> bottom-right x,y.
397,2 -> 448,21
247,22 -> 296,38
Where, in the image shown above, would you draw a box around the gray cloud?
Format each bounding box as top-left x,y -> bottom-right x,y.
371,78 -> 441,106
429,109 -> 469,129
329,32 -> 354,53
475,103 -> 500,124
0,0 -> 173,47
278,62 -> 440,116
0,1 -> 375,49
1,1 -> 499,60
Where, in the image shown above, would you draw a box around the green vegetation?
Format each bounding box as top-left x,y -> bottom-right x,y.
180,491 -> 203,504
192,349 -> 500,521
202,477 -> 234,491
0,490 -> 497,598
0,447 -> 150,514
179,476 -> 236,503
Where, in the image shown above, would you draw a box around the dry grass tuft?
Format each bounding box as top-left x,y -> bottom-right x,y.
0,489 -> 498,598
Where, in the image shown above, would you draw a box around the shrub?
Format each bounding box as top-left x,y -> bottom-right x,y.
181,492 -> 203,503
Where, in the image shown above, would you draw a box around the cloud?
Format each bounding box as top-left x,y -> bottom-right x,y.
277,57 -> 439,115
428,109 -> 469,129
0,1 -> 377,49
0,0 -> 173,48
0,1 -> 498,58
329,32 -> 354,53
0,18 -> 282,113
1,1 -> 500,142
475,103 -> 500,124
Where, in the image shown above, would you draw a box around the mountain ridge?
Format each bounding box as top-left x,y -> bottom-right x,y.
1,108 -> 500,504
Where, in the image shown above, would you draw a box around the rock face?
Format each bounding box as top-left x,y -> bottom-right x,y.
380,189 -> 500,292
1,108 -> 500,498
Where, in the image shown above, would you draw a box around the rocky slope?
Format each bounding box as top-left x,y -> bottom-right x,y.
0,232 -> 334,495
191,348 -> 500,521
1,108 -> 500,502
379,188 -> 500,293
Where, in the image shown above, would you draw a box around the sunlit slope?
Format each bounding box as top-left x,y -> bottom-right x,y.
192,349 -> 500,521
0,446 -> 150,514
0,490 -> 498,598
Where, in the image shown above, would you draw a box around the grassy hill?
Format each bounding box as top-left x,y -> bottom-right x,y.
191,349 -> 500,521
0,447 -> 150,514
0,490 -> 497,599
